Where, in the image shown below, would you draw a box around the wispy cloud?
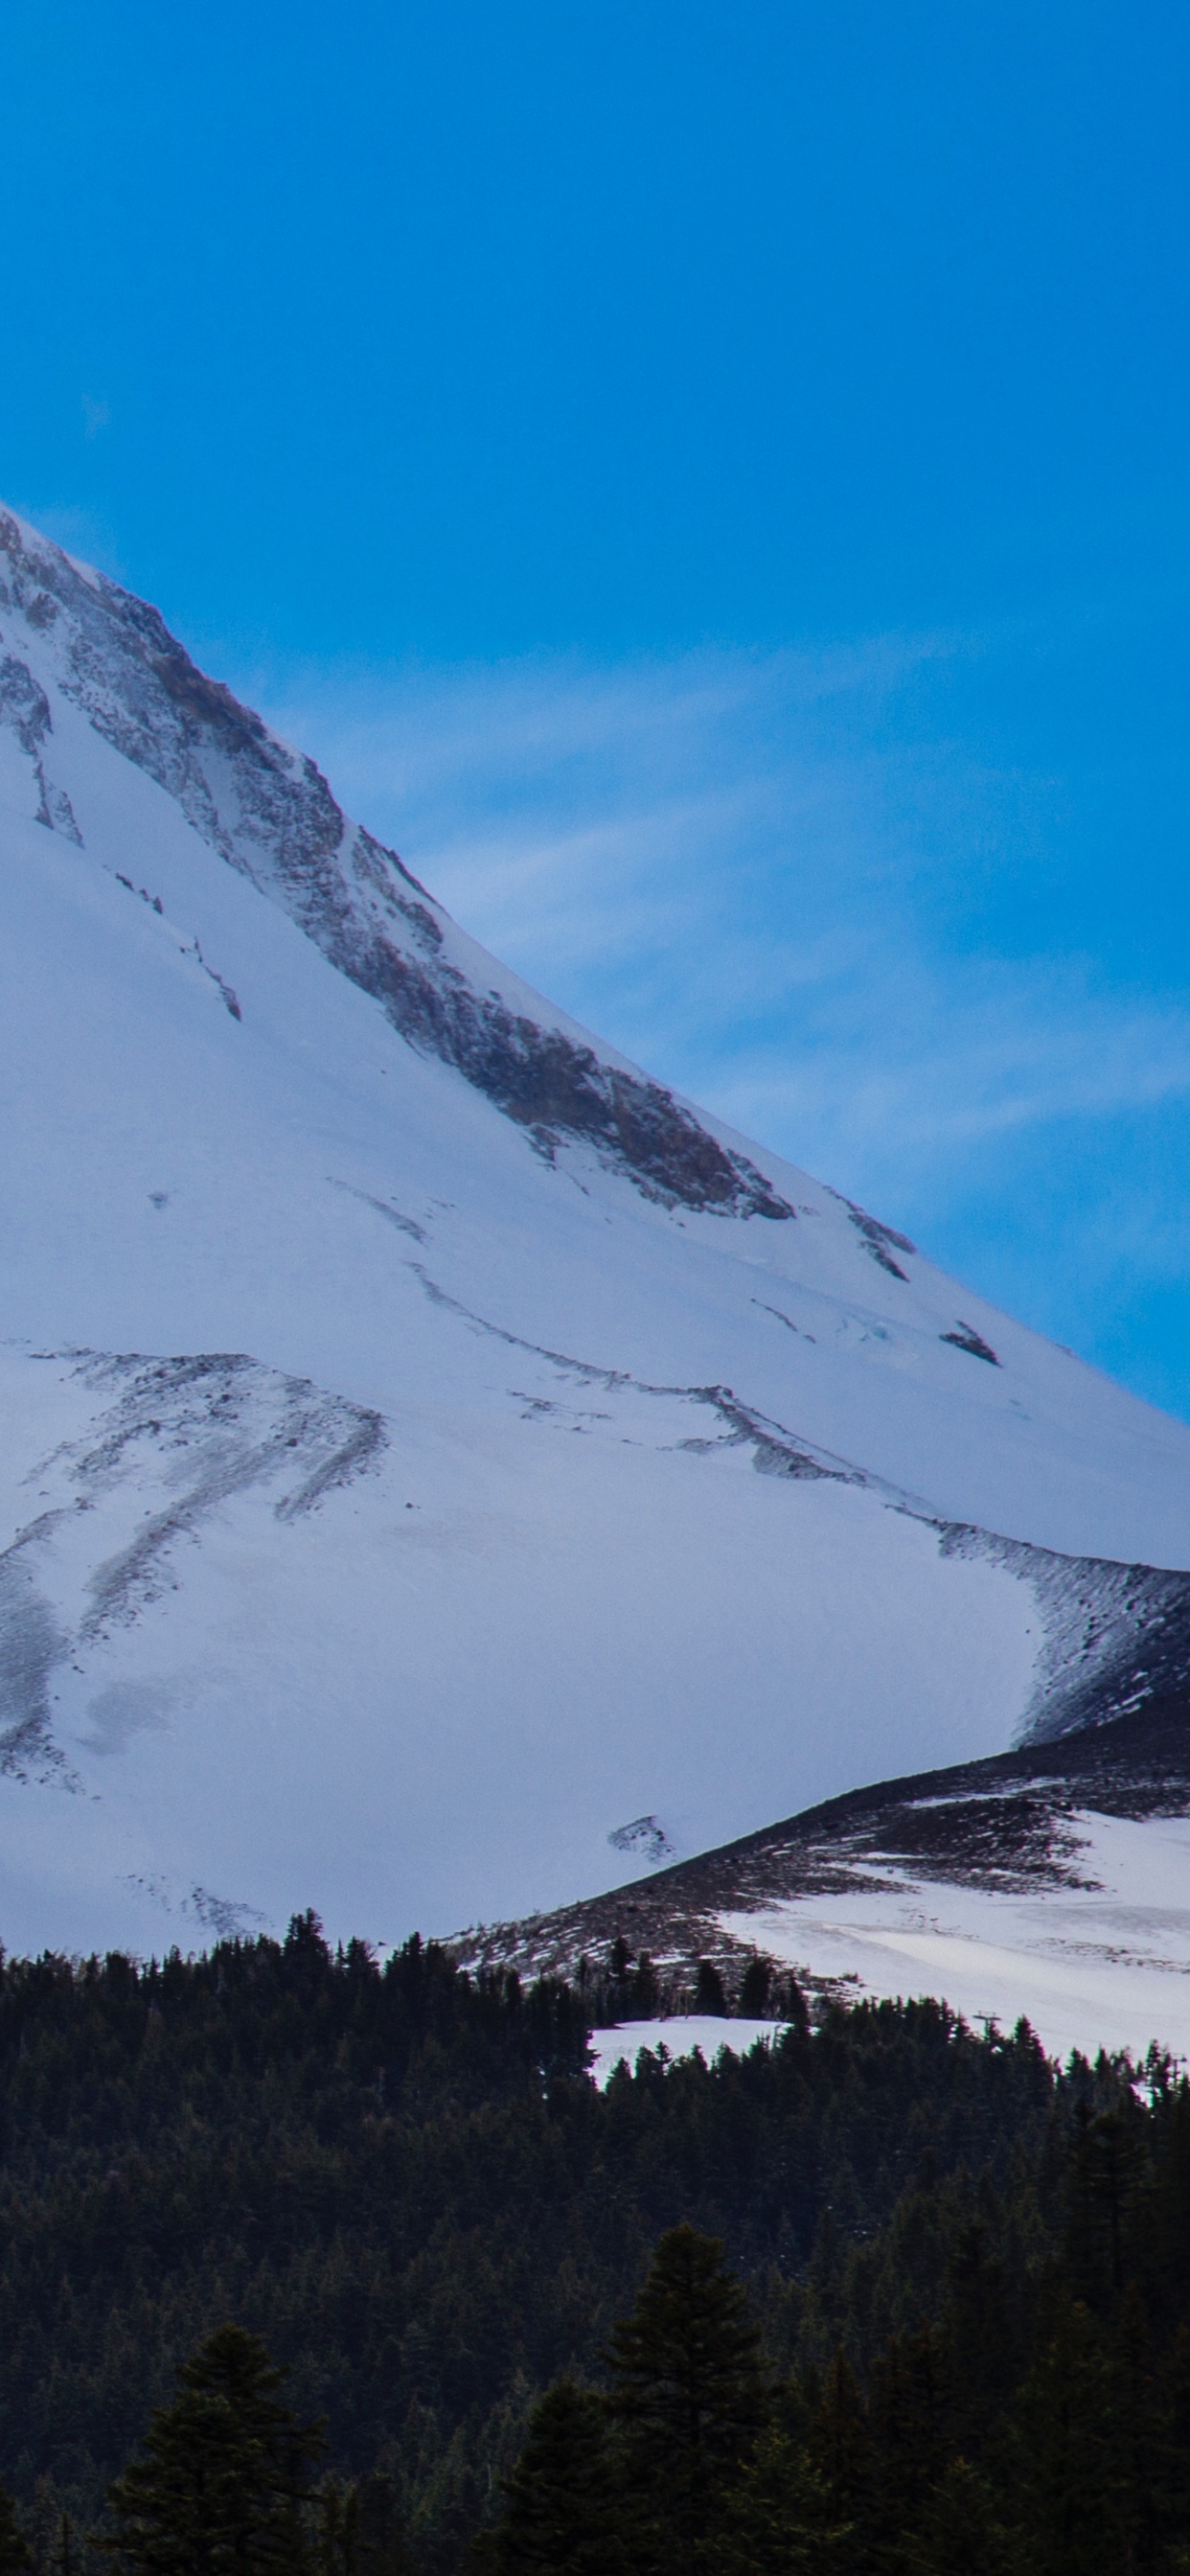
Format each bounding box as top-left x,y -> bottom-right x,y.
258,637 -> 1190,1414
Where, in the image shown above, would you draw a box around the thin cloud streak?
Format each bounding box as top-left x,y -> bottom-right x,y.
259,640 -> 1190,1417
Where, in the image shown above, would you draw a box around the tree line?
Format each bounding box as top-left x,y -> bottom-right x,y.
0,1917 -> 1181,2568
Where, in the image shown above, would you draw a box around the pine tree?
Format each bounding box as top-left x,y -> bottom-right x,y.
711,2423 -> 849,2574
485,2380 -> 621,2576
314,2475 -> 413,2576
1063,2106 -> 1145,2309
606,2226 -> 767,2575
804,2351 -> 873,2576
1015,2296 -> 1123,2576
1140,2087 -> 1190,2335
737,1960 -> 770,2018
102,2323 -> 324,2576
355,2479 -> 411,2576
693,1965 -> 726,2018
902,2458 -> 1012,2576
1154,2322 -> 1190,2563
869,2329 -> 950,2568
1108,2281 -> 1161,2575
0,2484 -> 32,2576
941,2220 -> 1017,2460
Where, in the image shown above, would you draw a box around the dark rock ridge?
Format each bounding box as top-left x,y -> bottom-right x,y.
0,650 -> 81,840
941,1322 -> 999,1365
830,1192 -> 917,1280
450,1690 -> 1190,1991
0,510 -> 791,1218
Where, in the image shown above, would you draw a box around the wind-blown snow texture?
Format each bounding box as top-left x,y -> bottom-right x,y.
4,500 -> 1190,1959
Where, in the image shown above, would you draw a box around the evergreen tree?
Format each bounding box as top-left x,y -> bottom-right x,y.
1063,2106 -> 1145,2309
1107,2281 -> 1162,2575
1154,2323 -> 1190,2564
606,2226 -> 767,2575
631,1956 -> 660,2018
711,2424 -> 848,2574
0,2485 -> 32,2576
693,1965 -> 726,2019
103,2324 -> 324,2576
1139,2087 -> 1190,2335
902,2458 -> 1012,2576
804,2352 -> 873,2576
737,1960 -> 770,2018
868,2330 -> 950,2568
315,2476 -> 411,2576
1015,2297 -> 1123,2576
940,2220 -> 1018,2460
316,2482 -> 359,2576
355,2480 -> 411,2576
484,2381 -> 620,2576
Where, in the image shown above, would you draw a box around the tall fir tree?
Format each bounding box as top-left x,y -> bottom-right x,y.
868,2329 -> 950,2570
606,2226 -> 767,2576
1107,2281 -> 1162,2576
1063,2107 -> 1145,2310
693,1966 -> 726,2019
315,2475 -> 412,2576
102,2324 -> 323,2576
941,2221 -> 1018,2462
1015,2296 -> 1123,2576
804,2351 -> 874,2576
482,2381 -> 621,2576
1154,2323 -> 1190,2565
711,2423 -> 850,2576
902,2458 -> 1012,2576
0,2485 -> 32,2576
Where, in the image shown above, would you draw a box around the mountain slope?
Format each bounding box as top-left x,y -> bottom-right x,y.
456,1698 -> 1190,2065
3,502 -> 1190,1958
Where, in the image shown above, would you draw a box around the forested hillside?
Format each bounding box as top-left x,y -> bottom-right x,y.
0,1917 -> 1179,2571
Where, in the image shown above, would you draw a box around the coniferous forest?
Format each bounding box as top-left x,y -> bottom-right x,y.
0,1917 -> 1187,2570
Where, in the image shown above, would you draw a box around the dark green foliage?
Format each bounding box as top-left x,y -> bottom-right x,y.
10,1923 -> 1190,2570
938,2222 -> 1018,2457
711,2422 -> 844,2575
804,2353 -> 873,2576
902,2458 -> 1011,2576
315,2477 -> 413,2576
103,2324 -> 323,2576
484,2382 -> 620,2576
485,2027 -> 1190,2576
0,1935 -> 1052,2571
868,2330 -> 949,2567
1063,2104 -> 1147,2306
606,2227 -> 766,2571
0,2487 -> 32,2576
1015,2296 -> 1123,2576
736,1960 -> 770,2018
692,1965 -> 726,2019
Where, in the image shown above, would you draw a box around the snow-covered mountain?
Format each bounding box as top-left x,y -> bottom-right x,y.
3,499 -> 1190,1968
457,1698 -> 1190,2068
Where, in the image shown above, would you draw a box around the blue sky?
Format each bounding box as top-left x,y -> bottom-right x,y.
4,4 -> 1190,1414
